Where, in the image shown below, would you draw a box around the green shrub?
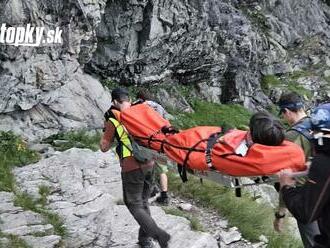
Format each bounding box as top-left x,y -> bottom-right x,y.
0,131 -> 39,167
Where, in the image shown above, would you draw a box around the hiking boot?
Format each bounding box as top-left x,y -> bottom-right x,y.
156,191 -> 169,205
158,232 -> 171,248
155,195 -> 169,205
138,238 -> 154,248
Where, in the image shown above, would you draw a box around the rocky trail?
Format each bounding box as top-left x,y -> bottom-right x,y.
0,147 -> 270,248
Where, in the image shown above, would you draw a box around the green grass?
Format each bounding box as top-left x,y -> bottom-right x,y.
0,132 -> 66,243
261,73 -> 312,99
260,75 -> 281,95
168,172 -> 303,247
14,192 -> 67,237
287,81 -> 312,99
163,207 -> 204,231
38,185 -> 51,207
0,131 -> 39,192
43,129 -> 102,152
41,211 -> 67,237
172,100 -> 252,130
0,233 -> 31,248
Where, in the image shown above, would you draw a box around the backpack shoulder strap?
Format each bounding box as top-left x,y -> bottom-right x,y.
288,117 -> 313,142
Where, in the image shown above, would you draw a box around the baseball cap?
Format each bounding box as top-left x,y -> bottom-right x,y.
278,102 -> 304,115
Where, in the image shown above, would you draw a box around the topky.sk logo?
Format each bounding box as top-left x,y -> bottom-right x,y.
0,23 -> 63,47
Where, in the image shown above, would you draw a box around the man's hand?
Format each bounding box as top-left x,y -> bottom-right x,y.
278,169 -> 296,188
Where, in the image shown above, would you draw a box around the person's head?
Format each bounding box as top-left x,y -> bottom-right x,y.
111,87 -> 131,111
278,92 -> 306,125
249,112 -> 285,146
310,103 -> 330,153
136,88 -> 153,102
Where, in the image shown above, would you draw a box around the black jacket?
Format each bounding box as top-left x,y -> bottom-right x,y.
281,153 -> 330,248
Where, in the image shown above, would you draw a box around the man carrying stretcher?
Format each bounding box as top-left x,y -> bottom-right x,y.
100,88 -> 171,248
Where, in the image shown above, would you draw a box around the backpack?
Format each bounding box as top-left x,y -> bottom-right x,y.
289,117 -> 314,143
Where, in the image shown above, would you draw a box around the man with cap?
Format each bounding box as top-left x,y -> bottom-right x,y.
274,92 -> 320,247
100,87 -> 171,248
279,103 -> 330,248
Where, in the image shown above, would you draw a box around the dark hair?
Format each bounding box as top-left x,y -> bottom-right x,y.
278,92 -> 304,113
111,87 -> 129,103
249,112 -> 285,146
136,88 -> 153,101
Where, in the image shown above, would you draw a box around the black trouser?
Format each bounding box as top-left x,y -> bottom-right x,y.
121,167 -> 169,244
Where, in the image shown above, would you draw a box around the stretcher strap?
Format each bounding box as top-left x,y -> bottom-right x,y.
146,126 -> 179,151
205,132 -> 223,168
132,135 -> 205,152
178,163 -> 187,183
179,139 -> 207,182
147,129 -> 162,148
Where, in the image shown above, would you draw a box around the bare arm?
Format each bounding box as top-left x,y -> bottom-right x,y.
100,121 -> 115,152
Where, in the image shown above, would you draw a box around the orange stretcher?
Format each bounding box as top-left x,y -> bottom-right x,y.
117,104 -> 307,181
120,103 -> 174,152
165,127 -> 306,176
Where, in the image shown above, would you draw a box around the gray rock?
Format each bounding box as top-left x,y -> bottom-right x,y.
21,235 -> 61,248
219,227 -> 242,245
178,203 -> 194,212
258,235 -> 269,244
324,70 -> 330,77
28,143 -> 53,154
13,148 -> 218,247
0,0 -> 111,141
1,0 -> 330,138
0,211 -> 45,231
1,224 -> 53,236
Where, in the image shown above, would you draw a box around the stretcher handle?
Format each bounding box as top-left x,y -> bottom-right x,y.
284,170 -> 309,178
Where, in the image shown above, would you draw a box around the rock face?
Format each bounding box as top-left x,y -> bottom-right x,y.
12,148 -> 218,247
87,0 -> 330,108
86,0 -> 271,110
0,0 -> 111,141
1,0 -> 330,138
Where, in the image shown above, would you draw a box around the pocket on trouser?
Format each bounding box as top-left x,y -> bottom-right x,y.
141,166 -> 155,186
